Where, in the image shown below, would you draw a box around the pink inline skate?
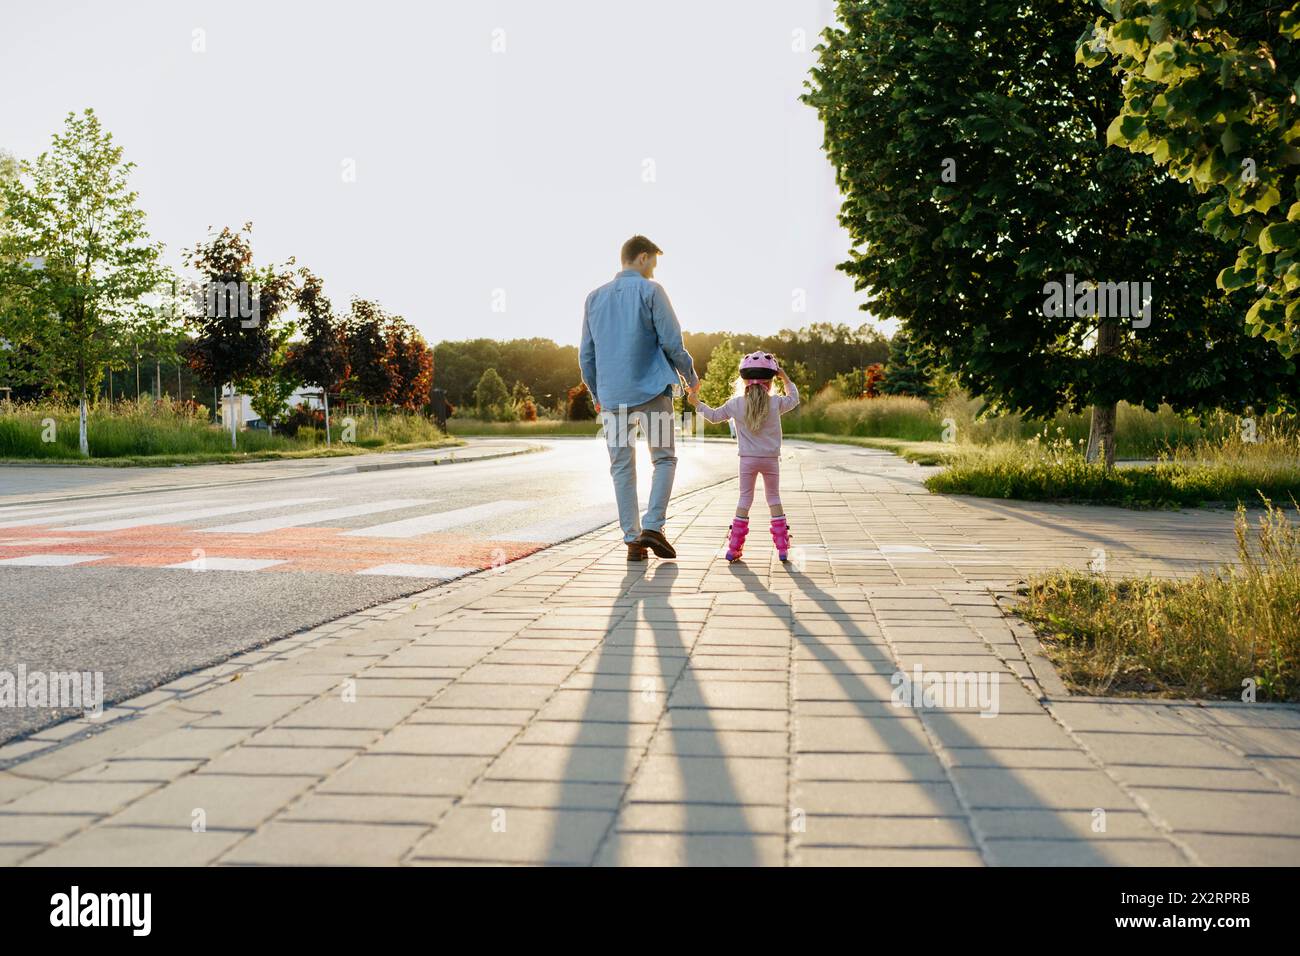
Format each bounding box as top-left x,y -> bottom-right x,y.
770,516 -> 791,562
724,518 -> 749,562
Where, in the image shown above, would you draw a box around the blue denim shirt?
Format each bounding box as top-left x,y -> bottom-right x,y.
580,269 -> 698,410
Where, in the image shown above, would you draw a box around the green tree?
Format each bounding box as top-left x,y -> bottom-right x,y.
1081,1 -> 1300,358
803,0 -> 1297,466
475,367 -> 511,420
683,322 -> 888,393
0,109 -> 164,453
881,329 -> 934,399
0,148 -> 40,395
699,338 -> 743,407
183,223 -> 296,448
435,339 -> 501,406
286,268 -> 348,441
344,298 -> 397,418
245,338 -> 300,434
387,317 -> 434,411
433,336 -> 579,411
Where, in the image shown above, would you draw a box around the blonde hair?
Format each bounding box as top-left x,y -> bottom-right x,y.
738,379 -> 771,433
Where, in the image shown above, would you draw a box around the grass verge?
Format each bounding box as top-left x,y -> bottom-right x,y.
0,400 -> 461,465
924,437 -> 1300,508
1017,504 -> 1300,701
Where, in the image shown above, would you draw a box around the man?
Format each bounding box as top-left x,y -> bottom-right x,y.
580,235 -> 698,561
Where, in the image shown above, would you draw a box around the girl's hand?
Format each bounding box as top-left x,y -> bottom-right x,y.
686,388 -> 699,406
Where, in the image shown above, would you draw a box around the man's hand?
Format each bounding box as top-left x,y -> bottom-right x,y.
594,402 -> 601,414
685,382 -> 700,406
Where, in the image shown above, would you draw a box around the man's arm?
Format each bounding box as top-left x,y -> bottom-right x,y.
649,283 -> 698,388
579,296 -> 598,408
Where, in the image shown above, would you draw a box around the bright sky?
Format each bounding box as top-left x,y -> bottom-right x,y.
2,0 -> 884,346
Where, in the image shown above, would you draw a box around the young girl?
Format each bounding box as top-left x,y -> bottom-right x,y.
687,351 -> 799,562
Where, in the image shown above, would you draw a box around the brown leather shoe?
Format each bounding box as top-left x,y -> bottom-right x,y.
636,528 -> 676,559
627,542 -> 648,561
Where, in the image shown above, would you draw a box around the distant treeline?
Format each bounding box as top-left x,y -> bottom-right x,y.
434,322 -> 890,412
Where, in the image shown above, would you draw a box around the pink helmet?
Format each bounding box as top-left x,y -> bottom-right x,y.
739,350 -> 779,381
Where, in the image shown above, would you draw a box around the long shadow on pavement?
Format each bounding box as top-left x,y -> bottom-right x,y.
546,561 -> 758,865
724,561 -> 1116,865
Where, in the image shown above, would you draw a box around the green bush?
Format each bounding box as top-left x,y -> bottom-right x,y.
925,434 -> 1300,508
0,399 -> 450,461
474,368 -> 512,421
1019,503 -> 1300,701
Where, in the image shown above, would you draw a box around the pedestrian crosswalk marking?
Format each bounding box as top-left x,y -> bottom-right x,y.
198,499 -> 428,534
162,557 -> 288,571
0,537 -> 83,546
56,498 -> 331,532
0,499 -> 208,529
355,563 -> 477,579
341,500 -> 532,538
0,553 -> 109,567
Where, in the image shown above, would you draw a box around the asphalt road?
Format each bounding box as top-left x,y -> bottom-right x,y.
0,438 -> 740,742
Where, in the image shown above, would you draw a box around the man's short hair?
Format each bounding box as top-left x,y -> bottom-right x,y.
621,235 -> 663,264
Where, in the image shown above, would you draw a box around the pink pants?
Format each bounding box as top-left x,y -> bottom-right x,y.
737,456 -> 781,510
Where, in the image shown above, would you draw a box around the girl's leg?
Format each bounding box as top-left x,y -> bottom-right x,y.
762,460 -> 782,516
736,457 -> 758,518
727,458 -> 758,561
763,461 -> 790,560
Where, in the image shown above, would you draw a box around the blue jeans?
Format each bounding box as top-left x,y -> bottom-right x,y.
601,392 -> 677,543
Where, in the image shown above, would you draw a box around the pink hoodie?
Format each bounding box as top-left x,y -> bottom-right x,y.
695,381 -> 799,458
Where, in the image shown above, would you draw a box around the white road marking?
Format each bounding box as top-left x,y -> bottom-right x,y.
354,563 -> 477,579
0,553 -> 109,567
0,497 -> 162,516
57,497 -> 331,532
0,537 -> 83,546
162,557 -> 288,571
879,545 -> 934,554
490,503 -> 618,543
0,498 -> 207,529
341,500 -> 533,539
198,500 -> 428,534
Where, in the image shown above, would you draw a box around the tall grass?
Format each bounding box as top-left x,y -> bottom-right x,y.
0,399 -> 453,461
925,431 -> 1300,507
782,386 -> 1295,459
1019,502 -> 1300,701
784,389 -> 938,441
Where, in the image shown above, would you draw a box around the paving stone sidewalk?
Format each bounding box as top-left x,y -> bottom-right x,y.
2,442 -> 1297,866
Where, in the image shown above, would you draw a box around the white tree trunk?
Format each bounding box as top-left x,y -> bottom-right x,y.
228,385 -> 238,450
323,390 -> 331,448
78,396 -> 89,457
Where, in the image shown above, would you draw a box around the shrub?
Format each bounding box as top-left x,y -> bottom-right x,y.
279,402 -> 325,437
567,382 -> 596,420
925,433 -> 1300,508
1019,502 -> 1300,701
474,368 -> 511,420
